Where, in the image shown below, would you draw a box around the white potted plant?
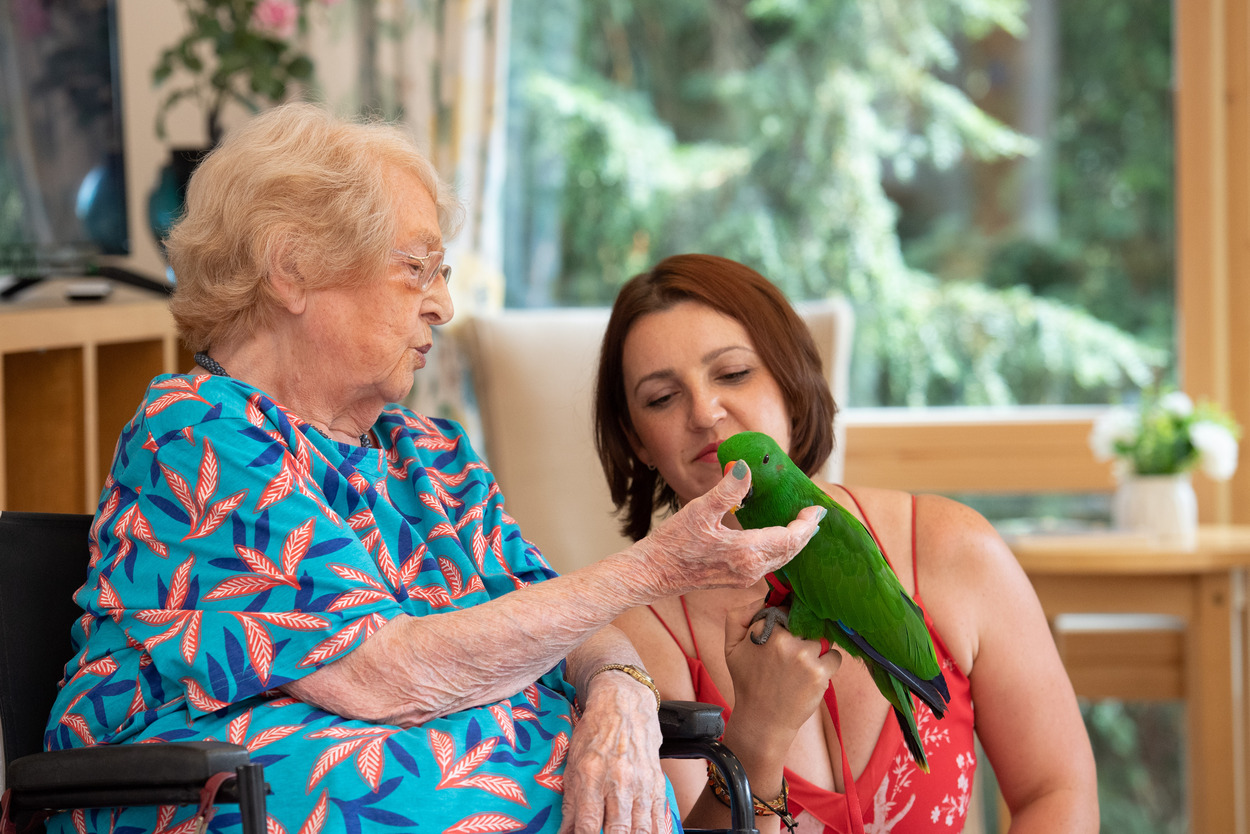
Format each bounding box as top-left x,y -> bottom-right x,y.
1089,387 -> 1241,547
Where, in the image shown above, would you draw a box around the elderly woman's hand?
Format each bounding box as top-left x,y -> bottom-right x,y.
626,463 -> 824,597
560,672 -> 670,833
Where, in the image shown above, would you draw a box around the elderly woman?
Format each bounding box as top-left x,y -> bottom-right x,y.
595,255 -> 1099,832
44,105 -> 824,834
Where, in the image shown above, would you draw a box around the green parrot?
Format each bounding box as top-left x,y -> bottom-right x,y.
717,430 -> 949,772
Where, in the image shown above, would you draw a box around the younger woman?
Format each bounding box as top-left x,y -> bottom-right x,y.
595,254 -> 1098,833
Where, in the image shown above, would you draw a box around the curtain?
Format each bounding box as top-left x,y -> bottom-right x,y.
316,0 -> 510,429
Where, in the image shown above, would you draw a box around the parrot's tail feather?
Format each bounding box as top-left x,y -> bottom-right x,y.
838,621 -> 951,718
872,664 -> 932,772
903,672 -> 949,720
914,670 -> 951,720
894,706 -> 930,773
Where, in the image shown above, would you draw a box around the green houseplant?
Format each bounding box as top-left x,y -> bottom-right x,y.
1089,386 -> 1240,546
153,0 -> 336,144
148,0 -> 337,256
1089,387 -> 1240,481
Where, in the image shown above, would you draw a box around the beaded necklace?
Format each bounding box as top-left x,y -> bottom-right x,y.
193,351 -> 374,448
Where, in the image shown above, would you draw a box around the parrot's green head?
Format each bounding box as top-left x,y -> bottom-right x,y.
716,431 -> 804,512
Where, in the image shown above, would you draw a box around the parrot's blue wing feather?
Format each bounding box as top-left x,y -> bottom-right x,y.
835,618 -> 950,718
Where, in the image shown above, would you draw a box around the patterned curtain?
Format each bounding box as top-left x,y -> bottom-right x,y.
316,0 -> 510,429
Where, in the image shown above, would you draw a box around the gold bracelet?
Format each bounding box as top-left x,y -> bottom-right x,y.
586,663 -> 662,711
707,762 -> 797,829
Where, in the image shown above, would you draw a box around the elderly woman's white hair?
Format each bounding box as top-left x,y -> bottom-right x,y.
167,101 -> 463,352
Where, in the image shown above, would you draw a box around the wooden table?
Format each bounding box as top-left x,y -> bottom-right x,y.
1007,526 -> 1250,834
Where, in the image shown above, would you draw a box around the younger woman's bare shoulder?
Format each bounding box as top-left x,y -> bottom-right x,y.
910,494 -> 1023,673
914,493 -> 1014,568
823,483 -> 912,524
912,493 -> 1036,616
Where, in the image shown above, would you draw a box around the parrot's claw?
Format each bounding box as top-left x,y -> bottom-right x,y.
749,606 -> 790,645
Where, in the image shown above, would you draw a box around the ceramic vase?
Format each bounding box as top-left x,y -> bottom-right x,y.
1112,472 -> 1198,549
147,147 -> 212,267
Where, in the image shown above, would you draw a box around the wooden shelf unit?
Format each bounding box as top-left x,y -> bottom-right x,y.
0,279 -> 192,513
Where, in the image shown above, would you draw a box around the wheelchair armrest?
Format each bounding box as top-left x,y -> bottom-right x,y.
657,702 -> 757,834
659,700 -> 725,740
7,741 -> 257,809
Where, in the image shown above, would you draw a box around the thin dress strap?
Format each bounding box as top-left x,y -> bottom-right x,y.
837,486 -> 895,572
645,596 -> 703,662
840,487 -> 921,597
910,493 -> 920,595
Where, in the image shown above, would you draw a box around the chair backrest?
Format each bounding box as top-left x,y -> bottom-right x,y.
456,298 -> 854,575
0,512 -> 93,766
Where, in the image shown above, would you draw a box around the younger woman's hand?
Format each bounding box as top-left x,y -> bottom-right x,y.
723,598 -> 841,743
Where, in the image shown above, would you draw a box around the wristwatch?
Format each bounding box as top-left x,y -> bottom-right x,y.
587,663 -> 663,711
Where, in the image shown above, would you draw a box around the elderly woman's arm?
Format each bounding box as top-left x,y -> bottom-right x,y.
281,465 -> 824,725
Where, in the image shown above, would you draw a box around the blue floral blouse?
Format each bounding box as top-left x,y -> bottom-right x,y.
45,373 -> 678,834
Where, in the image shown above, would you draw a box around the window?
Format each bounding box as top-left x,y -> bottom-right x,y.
502,0 -> 1173,412
499,5 -> 1236,831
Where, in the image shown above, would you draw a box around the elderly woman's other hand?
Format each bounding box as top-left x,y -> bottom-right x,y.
560,672 -> 669,833
626,463 -> 825,597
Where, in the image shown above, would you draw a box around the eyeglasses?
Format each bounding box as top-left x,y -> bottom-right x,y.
392,248 -> 452,290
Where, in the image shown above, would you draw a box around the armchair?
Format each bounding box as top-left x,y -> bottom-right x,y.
454,299 -> 854,575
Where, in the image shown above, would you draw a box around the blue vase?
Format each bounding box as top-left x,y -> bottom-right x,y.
147,147 -> 210,271
147,164 -> 182,252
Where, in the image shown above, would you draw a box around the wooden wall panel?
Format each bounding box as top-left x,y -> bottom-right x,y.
842,410 -> 1115,494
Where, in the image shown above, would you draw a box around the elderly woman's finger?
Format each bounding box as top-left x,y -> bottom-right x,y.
704,458 -> 751,512
560,781 -> 602,834
601,789 -> 632,834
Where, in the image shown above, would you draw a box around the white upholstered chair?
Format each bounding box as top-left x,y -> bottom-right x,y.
455,298 -> 855,575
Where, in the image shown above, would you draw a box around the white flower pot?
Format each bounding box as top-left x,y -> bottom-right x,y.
1112,473 -> 1198,549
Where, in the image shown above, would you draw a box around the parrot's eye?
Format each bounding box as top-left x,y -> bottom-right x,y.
762,454 -> 770,464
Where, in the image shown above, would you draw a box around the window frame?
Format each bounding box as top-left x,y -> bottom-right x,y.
842,0 -> 1250,525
